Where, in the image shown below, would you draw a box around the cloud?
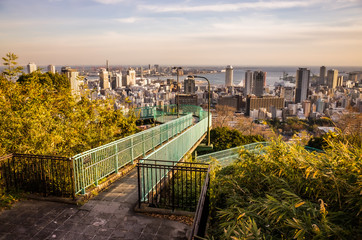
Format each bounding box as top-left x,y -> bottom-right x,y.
138,1 -> 314,13
115,17 -> 141,23
93,0 -> 124,4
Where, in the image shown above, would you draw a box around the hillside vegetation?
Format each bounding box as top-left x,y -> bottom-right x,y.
209,138 -> 361,239
0,72 -> 138,157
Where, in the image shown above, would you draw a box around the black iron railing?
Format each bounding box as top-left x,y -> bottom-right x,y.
137,159 -> 209,212
189,168 -> 210,239
0,153 -> 75,198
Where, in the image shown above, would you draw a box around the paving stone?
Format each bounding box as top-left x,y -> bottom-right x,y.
0,168 -> 190,240
63,231 -> 95,240
47,230 -> 67,239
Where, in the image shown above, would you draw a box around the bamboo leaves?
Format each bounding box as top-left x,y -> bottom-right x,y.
208,138 -> 361,239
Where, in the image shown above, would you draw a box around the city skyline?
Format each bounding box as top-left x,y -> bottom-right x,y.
1,0 -> 362,66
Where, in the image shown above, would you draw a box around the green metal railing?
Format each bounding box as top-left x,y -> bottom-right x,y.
196,142 -> 325,167
140,114 -> 210,200
72,113 -> 193,194
197,142 -> 268,167
134,104 -> 205,121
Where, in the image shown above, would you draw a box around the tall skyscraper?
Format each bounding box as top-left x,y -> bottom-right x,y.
116,73 -> 122,88
27,63 -> 37,73
244,70 -> 253,95
295,68 -> 310,103
337,76 -> 343,87
319,66 -> 326,85
327,69 -> 339,89
225,65 -> 233,87
99,68 -> 110,89
184,77 -> 196,94
252,71 -> 266,97
47,65 -> 55,74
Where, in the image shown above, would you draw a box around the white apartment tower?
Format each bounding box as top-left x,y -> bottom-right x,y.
115,73 -> 122,88
244,70 -> 253,95
61,66 -> 79,95
99,68 -> 110,89
122,68 -> 136,86
225,65 -> 233,87
27,63 -> 37,73
327,69 -> 339,89
47,65 -> 56,74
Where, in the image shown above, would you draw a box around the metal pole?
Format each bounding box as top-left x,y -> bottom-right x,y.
177,68 -> 179,118
191,75 -> 211,146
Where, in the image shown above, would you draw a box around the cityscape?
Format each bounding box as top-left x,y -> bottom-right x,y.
15,61 -> 362,139
0,0 -> 361,239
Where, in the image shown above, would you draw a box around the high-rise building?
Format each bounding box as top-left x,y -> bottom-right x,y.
295,68 -> 310,103
246,96 -> 284,116
281,86 -> 294,102
47,65 -> 55,74
99,68 -> 110,89
302,100 -> 312,117
252,71 -> 266,97
122,68 -> 136,86
184,77 -> 196,94
244,70 -> 253,95
27,63 -> 37,73
61,66 -> 79,94
218,95 -> 243,112
337,76 -> 343,87
115,73 -> 122,88
327,69 -> 339,89
319,66 -> 326,85
225,65 -> 233,87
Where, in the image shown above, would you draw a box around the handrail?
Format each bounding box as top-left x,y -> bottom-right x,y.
190,167 -> 210,240
196,142 -> 268,167
72,113 -> 193,194
196,142 -> 324,167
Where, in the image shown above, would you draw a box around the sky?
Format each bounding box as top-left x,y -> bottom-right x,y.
1,0 -> 362,66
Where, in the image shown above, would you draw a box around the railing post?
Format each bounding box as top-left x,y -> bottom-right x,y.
137,163 -> 141,209
142,134 -> 145,157
70,158 -> 76,200
115,144 -> 119,173
167,124 -> 169,140
160,126 -> 162,145
81,157 -> 86,194
172,167 -> 175,211
152,129 -> 155,151
131,138 -> 134,164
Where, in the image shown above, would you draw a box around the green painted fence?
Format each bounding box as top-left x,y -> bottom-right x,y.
140,112 -> 210,200
134,104 -> 205,121
72,113 -> 193,194
196,142 -> 324,167
196,142 -> 268,167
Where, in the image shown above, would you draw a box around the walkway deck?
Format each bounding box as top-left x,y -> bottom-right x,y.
0,169 -> 190,240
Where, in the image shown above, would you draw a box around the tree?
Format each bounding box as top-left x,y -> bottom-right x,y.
213,105 -> 235,128
0,71 -> 138,156
210,127 -> 265,151
2,52 -> 23,81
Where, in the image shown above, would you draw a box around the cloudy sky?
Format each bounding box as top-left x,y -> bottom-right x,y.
1,0 -> 362,66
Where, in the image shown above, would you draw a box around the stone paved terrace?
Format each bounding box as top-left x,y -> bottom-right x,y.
0,169 -> 190,240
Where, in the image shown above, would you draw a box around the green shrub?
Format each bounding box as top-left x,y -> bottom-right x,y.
210,127 -> 265,152
209,138 -> 361,240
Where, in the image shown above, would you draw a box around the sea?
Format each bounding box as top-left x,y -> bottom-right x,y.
149,66 -> 362,87
2,65 -> 361,87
